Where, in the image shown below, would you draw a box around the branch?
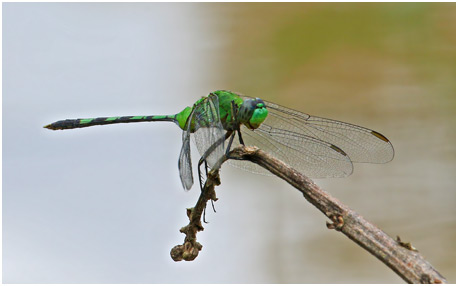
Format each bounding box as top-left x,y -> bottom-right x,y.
171,145 -> 446,283
228,146 -> 446,284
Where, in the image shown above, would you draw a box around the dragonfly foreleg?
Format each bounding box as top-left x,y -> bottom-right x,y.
225,131 -> 236,155
237,129 -> 245,145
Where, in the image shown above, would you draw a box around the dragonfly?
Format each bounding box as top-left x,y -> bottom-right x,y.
44,90 -> 394,190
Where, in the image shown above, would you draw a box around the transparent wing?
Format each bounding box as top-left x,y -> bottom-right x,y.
178,94 -> 227,190
178,108 -> 194,190
229,124 -> 353,178
229,96 -> 394,178
192,94 -> 226,170
227,128 -> 277,176
261,99 -> 394,164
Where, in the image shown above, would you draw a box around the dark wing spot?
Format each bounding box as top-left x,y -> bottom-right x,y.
371,130 -> 390,142
330,144 -> 347,157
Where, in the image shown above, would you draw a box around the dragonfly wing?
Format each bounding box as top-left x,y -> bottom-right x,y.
228,124 -> 353,178
254,124 -> 353,177
178,94 -> 226,190
227,126 -> 278,176
192,94 -> 226,170
178,111 -> 194,190
243,96 -> 394,164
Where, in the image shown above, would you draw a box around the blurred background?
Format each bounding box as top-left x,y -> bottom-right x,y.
3,2 -> 455,283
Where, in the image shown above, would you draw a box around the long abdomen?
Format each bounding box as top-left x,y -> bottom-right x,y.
44,115 -> 177,130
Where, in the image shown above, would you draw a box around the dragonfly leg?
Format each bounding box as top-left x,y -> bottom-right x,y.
198,160 -> 210,192
202,198 -> 217,224
203,204 -> 208,223
229,99 -> 245,145
237,128 -> 245,145
225,131 -> 236,155
197,158 -> 207,193
197,159 -> 212,224
198,130 -> 233,192
198,129 -> 235,222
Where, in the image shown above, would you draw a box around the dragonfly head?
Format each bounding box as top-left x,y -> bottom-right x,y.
239,98 -> 268,130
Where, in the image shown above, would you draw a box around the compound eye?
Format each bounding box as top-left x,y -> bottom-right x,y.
250,99 -> 257,108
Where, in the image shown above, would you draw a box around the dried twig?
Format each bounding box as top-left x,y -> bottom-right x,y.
170,168 -> 220,261
172,145 -> 446,283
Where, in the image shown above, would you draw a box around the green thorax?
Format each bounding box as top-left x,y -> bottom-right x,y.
175,90 -> 244,131
213,90 -> 244,130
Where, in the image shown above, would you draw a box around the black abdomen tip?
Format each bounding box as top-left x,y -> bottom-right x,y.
43,119 -> 81,130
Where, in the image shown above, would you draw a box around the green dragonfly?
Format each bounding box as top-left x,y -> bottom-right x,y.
44,90 -> 394,190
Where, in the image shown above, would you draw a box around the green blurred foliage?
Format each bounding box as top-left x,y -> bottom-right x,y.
218,3 -> 454,115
